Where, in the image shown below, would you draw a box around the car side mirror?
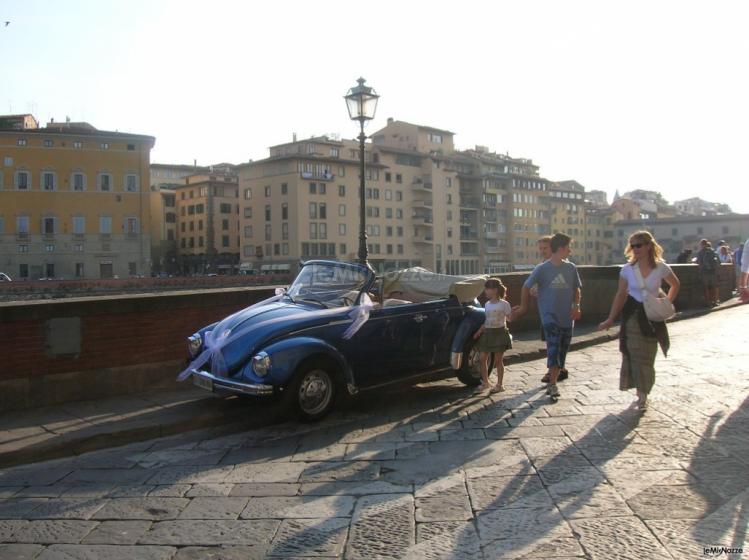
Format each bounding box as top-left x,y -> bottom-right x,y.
275,287 -> 286,296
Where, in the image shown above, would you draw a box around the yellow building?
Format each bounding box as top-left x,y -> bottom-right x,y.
0,115 -> 155,279
545,180 -> 587,264
174,170 -> 240,274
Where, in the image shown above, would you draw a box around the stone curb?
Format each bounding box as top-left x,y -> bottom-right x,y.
2,298 -> 745,468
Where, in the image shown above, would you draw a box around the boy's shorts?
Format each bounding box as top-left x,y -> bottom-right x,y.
542,323 -> 573,369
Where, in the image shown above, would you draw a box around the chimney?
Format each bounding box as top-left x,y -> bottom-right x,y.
387,117 -> 394,124
193,159 -> 197,170
293,132 -> 297,142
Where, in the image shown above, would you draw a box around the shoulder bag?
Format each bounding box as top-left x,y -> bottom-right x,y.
633,264 -> 675,322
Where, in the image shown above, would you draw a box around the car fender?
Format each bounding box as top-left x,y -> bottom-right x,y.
450,306 -> 485,369
246,336 -> 353,389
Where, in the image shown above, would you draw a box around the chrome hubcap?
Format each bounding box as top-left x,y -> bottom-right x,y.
298,370 -> 332,415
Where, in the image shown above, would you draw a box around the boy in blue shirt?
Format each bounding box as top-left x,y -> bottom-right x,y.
512,233 -> 582,400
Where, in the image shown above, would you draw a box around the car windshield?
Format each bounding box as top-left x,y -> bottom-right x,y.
286,263 -> 368,308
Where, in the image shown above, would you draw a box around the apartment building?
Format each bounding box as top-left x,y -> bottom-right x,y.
0,115 -> 155,279
544,180 -> 586,264
237,119 -> 580,275
174,170 -> 240,274
149,163 -> 209,275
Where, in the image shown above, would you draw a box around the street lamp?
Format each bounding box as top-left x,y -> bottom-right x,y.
344,77 -> 379,269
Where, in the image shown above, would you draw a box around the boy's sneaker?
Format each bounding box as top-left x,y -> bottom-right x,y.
548,384 -> 561,399
542,368 -> 569,383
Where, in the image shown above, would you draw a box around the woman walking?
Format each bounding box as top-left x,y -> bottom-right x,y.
598,231 -> 680,410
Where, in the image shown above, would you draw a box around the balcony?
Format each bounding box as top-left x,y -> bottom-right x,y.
412,215 -> 433,226
16,232 -> 29,241
301,171 -> 335,181
484,230 -> 501,239
411,198 -> 433,208
413,234 -> 434,244
485,245 -> 506,254
459,196 -> 480,209
412,176 -> 432,191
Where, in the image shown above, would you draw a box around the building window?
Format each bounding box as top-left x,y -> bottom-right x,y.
339,223 -> 346,235
386,208 -> 393,219
385,172 -> 392,182
220,203 -> 232,213
42,217 -> 56,235
99,216 -> 112,234
319,223 -> 327,239
338,204 -> 346,217
124,217 -> 139,234
43,139 -> 53,148
282,242 -> 289,255
309,183 -> 317,194
125,174 -> 139,192
100,143 -> 110,150
99,173 -> 112,192
42,171 -> 56,191
16,216 -> 29,234
330,147 -> 339,157
282,203 -> 288,220
319,203 -> 327,219
274,243 -> 280,256
45,244 -> 55,252
73,141 -> 83,149
188,205 -> 195,215
339,185 -> 346,197
309,202 -> 317,219
265,205 -> 271,221
222,235 -> 230,247
17,139 -> 27,147
15,170 -> 30,190
73,216 -> 86,235
265,185 -> 271,197
196,203 -> 204,213
244,188 -> 252,200
243,245 -> 254,257
309,223 -> 318,239
396,209 -> 403,219
281,183 -> 288,195
17,244 -> 29,253
396,174 -> 402,184
197,219 -> 203,230
265,224 -> 272,241
243,207 -> 252,218
282,222 -> 289,240
72,173 -> 86,191
222,219 -> 229,230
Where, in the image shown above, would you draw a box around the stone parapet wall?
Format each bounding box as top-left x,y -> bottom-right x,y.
0,264 -> 736,411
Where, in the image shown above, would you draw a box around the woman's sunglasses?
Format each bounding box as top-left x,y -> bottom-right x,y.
630,242 -> 648,249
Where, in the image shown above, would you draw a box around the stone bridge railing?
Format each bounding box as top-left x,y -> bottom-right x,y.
0,264 -> 736,411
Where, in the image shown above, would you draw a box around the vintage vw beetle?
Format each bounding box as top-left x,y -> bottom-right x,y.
181,260 -> 491,420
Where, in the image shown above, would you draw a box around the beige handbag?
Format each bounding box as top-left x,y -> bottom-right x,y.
633,264 -> 675,322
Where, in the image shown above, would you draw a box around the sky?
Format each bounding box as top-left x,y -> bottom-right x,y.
2,0 -> 748,212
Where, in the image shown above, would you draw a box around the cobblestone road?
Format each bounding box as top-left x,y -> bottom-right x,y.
1,306 -> 747,559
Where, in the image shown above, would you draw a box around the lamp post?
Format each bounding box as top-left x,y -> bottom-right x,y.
344,77 -> 379,269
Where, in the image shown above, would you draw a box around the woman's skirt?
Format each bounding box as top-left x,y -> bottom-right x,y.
476,327 -> 513,354
620,313 -> 658,394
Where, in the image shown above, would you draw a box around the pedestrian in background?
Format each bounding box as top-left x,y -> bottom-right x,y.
598,231 -> 680,411
739,238 -> 749,303
695,239 -> 720,307
718,244 -> 733,264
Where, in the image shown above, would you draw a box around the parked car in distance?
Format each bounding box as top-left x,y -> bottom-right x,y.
182,260 -> 490,420
0,272 -> 11,282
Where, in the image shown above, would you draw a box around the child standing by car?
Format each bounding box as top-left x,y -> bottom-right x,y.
474,278 -> 513,393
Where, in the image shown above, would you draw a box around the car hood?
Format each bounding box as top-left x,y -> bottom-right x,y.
207,299 -> 348,375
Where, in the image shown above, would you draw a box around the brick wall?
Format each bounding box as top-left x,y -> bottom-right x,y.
0,264 -> 736,410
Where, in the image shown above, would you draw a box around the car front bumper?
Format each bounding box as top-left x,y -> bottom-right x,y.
190,369 -> 275,397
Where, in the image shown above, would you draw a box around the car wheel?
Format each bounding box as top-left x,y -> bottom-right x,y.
286,364 -> 337,422
456,338 -> 495,387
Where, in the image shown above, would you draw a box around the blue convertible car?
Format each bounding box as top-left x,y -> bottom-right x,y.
181,260 -> 490,420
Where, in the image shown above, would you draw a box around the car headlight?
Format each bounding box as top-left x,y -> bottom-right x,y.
252,352 -> 271,376
187,334 -> 202,358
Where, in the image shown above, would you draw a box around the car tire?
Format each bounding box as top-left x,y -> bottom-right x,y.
285,361 -> 338,422
456,338 -> 495,387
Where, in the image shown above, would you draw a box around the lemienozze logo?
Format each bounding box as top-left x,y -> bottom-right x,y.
704,545 -> 744,556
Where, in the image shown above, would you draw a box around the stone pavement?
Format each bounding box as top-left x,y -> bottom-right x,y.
0,305 -> 747,559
